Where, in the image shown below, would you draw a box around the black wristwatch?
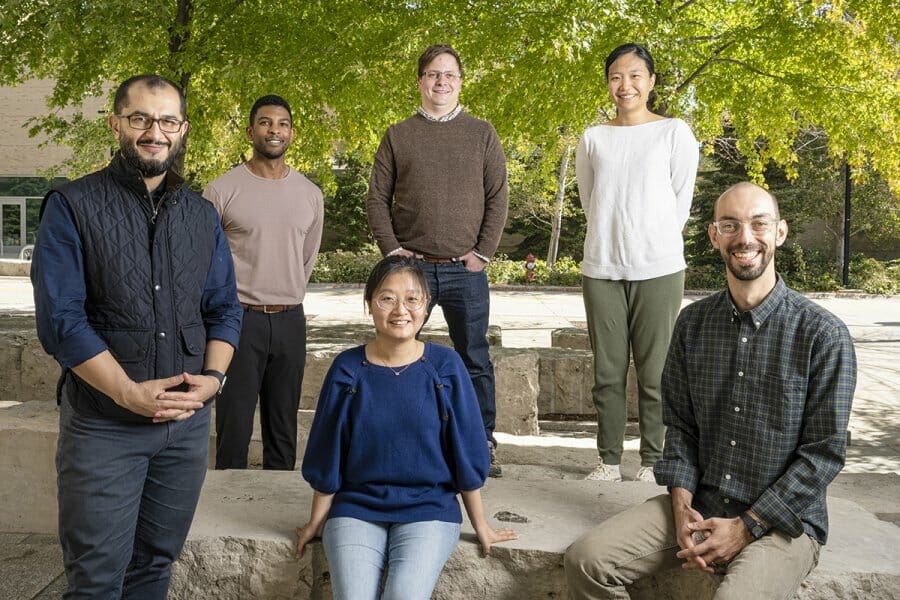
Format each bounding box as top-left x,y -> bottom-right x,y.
740,512 -> 768,540
202,369 -> 227,395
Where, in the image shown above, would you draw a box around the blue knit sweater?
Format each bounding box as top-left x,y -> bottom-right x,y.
301,343 -> 489,524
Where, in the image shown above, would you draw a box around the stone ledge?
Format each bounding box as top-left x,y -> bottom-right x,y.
167,471 -> 900,600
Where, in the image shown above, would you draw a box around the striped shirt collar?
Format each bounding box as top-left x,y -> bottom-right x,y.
417,104 -> 463,122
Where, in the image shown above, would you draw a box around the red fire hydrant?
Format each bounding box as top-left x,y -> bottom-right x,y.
525,253 -> 537,283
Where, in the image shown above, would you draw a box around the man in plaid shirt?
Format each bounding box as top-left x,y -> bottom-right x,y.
565,182 -> 856,599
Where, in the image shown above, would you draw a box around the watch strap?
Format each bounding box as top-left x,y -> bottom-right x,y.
201,369 -> 227,394
740,512 -> 768,540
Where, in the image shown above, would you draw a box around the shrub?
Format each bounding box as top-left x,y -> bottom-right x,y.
309,250 -> 898,294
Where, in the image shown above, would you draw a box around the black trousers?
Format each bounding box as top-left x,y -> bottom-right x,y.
215,305 -> 306,470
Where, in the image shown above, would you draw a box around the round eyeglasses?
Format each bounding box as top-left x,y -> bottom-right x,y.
713,218 -> 778,237
374,294 -> 426,311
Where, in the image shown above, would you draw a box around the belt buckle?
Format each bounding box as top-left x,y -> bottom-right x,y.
263,305 -> 277,314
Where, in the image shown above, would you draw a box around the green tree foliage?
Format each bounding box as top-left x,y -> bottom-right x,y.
1,0 -> 897,199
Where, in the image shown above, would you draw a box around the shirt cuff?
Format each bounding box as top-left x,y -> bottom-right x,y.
386,247 -> 405,257
472,250 -> 490,263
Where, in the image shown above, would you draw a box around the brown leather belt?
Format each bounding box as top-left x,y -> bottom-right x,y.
420,256 -> 459,264
241,303 -> 300,313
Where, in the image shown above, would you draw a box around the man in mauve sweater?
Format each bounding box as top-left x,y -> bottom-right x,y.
205,95 -> 324,471
366,44 -> 509,476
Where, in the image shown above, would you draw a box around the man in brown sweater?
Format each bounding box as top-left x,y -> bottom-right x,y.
367,44 -> 509,476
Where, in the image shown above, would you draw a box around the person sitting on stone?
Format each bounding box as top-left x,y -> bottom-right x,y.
295,255 -> 517,599
565,182 -> 856,599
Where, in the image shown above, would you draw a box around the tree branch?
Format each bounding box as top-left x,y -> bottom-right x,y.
675,41 -> 735,94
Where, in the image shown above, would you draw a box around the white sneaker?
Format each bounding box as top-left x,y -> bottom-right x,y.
635,466 -> 656,483
585,461 -> 622,482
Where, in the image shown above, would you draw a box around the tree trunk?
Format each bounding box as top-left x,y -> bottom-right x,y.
547,143 -> 572,267
169,0 -> 194,176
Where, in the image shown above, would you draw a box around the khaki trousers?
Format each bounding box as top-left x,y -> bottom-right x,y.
564,494 -> 820,600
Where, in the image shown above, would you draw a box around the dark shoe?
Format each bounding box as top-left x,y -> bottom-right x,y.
488,443 -> 502,478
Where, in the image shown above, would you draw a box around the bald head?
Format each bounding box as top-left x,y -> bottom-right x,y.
713,182 -> 779,222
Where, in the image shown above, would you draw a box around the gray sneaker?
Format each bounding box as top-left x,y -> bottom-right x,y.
488,443 -> 502,478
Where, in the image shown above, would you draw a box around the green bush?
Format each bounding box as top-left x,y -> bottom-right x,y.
849,255 -> 900,294
309,250 -> 380,283
309,250 -> 898,294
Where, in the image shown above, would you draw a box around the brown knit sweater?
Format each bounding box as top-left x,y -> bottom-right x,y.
366,112 -> 508,258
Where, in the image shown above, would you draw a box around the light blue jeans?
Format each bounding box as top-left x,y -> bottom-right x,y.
322,517 -> 461,600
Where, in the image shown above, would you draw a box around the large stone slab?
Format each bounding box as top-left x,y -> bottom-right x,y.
537,347 -> 638,420
167,471 -> 900,600
0,401 -> 59,533
492,348 -> 540,435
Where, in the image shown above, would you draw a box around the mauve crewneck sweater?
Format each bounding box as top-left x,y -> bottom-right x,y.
301,343 -> 489,524
366,112 -> 508,259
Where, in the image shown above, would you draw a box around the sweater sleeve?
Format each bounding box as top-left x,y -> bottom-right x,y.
474,123 -> 509,259
366,129 -> 401,255
575,132 -> 594,221
438,349 -> 490,490
670,120 -> 699,227
301,358 -> 353,494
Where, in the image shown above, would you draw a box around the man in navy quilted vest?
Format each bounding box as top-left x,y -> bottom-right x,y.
31,74 -> 243,599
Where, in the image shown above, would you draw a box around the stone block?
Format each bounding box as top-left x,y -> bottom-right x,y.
0,260 -> 31,277
551,327 -> 590,350
536,348 -> 594,415
164,471 -> 900,600
20,336 -> 59,402
491,348 -> 539,436
0,401 -> 59,533
537,346 -> 639,420
0,332 -> 23,402
300,345 -> 348,410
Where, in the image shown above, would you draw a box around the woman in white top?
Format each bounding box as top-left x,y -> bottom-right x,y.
576,43 -> 699,483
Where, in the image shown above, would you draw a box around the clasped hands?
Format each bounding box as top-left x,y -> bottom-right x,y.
118,372 -> 219,423
675,505 -> 753,574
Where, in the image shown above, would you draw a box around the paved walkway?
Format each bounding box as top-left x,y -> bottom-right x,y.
2,277 -> 898,474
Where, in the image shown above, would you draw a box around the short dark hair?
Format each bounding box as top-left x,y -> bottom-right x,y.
113,75 -> 186,119
604,43 -> 658,110
417,44 -> 463,78
364,256 -> 431,309
249,95 -> 292,126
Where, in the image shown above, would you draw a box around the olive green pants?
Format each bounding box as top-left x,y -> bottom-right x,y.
582,271 -> 684,466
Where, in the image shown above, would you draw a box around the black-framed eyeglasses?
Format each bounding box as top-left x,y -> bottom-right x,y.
712,218 -> 778,237
117,113 -> 185,133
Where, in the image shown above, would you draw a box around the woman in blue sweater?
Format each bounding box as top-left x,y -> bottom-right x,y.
295,255 -> 517,599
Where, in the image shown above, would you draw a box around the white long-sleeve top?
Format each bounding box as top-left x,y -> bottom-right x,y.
576,118 -> 699,281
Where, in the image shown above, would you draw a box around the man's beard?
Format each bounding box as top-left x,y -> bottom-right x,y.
253,139 -> 287,160
120,139 -> 181,177
722,242 -> 774,281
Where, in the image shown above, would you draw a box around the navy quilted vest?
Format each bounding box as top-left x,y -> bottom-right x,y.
52,153 -> 218,421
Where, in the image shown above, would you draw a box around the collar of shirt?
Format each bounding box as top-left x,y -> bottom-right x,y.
727,274 -> 787,330
417,104 -> 462,122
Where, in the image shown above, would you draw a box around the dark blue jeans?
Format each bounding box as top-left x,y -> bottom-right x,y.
419,260 -> 496,444
56,396 -> 210,599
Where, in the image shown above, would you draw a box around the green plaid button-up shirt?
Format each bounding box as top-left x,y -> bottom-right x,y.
654,277 -> 856,544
